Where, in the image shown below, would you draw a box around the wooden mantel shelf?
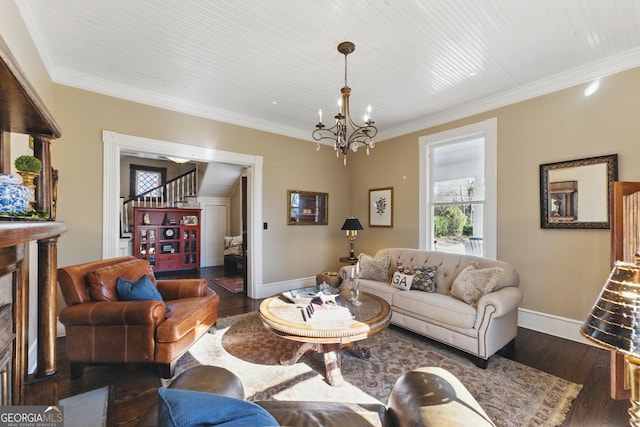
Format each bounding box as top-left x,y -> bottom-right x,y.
0,222 -> 67,247
0,32 -> 65,405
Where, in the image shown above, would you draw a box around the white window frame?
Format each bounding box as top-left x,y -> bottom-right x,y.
418,118 -> 497,259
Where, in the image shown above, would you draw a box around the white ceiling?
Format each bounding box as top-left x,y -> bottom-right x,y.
16,0 -> 640,143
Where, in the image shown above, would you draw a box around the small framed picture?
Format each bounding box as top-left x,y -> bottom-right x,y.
182,215 -> 198,225
369,187 -> 393,227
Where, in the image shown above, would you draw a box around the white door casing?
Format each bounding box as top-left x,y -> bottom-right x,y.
102,130 -> 263,298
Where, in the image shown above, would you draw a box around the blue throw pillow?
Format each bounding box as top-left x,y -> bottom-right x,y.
116,275 -> 169,312
157,388 -> 279,427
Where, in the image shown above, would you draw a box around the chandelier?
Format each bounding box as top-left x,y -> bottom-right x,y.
313,41 -> 377,165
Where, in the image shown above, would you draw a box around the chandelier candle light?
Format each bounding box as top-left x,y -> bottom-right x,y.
313,41 -> 378,165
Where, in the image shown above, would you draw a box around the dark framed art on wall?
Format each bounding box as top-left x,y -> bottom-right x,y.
369,187 -> 393,227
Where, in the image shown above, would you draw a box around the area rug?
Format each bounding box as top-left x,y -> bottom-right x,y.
212,276 -> 244,293
59,386 -> 109,427
174,312 -> 582,427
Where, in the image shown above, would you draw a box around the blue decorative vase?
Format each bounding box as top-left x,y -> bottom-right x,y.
0,174 -> 30,214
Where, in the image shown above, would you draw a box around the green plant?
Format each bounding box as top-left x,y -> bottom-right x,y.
14,155 -> 42,173
434,205 -> 467,237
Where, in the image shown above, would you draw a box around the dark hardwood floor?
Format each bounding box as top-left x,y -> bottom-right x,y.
57,266 -> 630,426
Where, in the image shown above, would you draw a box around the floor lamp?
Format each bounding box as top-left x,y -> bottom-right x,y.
581,259 -> 640,426
341,217 -> 363,260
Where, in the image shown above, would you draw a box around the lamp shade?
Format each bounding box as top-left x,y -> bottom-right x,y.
580,261 -> 640,355
341,217 -> 363,231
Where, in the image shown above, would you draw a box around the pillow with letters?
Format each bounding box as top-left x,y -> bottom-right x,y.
391,271 -> 414,291
116,275 -> 170,312
397,263 -> 437,292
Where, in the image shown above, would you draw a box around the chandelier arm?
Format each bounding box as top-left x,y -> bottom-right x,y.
312,41 -> 377,164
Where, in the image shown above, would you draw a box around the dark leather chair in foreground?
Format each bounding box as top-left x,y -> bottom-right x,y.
57,256 -> 219,379
139,365 -> 495,427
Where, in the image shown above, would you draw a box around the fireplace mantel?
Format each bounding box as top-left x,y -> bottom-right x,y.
0,33 -> 66,405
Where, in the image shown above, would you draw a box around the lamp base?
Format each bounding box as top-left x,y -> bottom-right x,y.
626,354 -> 640,426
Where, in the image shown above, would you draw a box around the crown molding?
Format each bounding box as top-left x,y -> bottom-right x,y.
55,67 -> 310,141
378,47 -> 640,141
59,46 -> 640,145
17,0 -> 640,145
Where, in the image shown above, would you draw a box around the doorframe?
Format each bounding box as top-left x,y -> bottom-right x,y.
102,130 -> 264,298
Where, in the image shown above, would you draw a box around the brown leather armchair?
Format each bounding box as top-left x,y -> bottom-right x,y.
57,256 -> 219,379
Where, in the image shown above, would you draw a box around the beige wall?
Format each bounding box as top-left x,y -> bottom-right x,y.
3,4 -> 640,323
0,2 -> 53,109
51,85 -> 351,284
349,67 -> 640,322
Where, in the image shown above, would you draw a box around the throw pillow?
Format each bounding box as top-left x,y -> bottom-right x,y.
357,253 -> 390,282
86,259 -> 156,302
116,275 -> 169,312
397,263 -> 437,292
449,264 -> 504,307
391,271 -> 414,291
157,388 -> 279,427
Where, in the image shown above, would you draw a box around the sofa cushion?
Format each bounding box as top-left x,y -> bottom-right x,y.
358,253 -> 390,282
449,264 -> 504,307
156,295 -> 218,342
86,259 -> 156,302
397,262 -> 437,292
116,275 -> 169,312
357,279 -> 397,305
157,388 -> 279,427
393,291 -> 477,329
391,271 -> 414,291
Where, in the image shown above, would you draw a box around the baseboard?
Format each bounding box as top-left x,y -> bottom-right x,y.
518,307 -> 597,347
256,277 -> 317,299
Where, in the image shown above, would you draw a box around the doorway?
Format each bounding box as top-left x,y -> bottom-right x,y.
102,130 -> 264,298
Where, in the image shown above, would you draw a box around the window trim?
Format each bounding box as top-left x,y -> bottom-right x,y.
418,118 -> 497,259
130,164 -> 167,199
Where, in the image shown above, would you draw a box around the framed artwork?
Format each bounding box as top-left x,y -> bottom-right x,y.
182,215 -> 198,225
287,190 -> 328,225
369,187 -> 393,227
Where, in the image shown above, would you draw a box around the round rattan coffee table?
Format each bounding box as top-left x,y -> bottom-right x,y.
258,290 -> 391,386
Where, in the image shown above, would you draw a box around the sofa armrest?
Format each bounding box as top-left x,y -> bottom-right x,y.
339,266 -> 356,281
387,367 -> 495,427
156,278 -> 208,300
476,286 -> 523,319
59,301 -> 166,326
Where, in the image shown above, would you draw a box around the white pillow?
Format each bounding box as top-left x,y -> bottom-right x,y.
224,235 -> 242,249
391,271 -> 414,291
358,253 -> 390,282
449,264 -> 503,307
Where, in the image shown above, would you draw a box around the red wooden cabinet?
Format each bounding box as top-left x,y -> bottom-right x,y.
133,207 -> 200,272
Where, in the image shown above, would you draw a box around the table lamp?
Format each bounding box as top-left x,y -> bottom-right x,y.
341,217 -> 363,259
580,258 -> 640,426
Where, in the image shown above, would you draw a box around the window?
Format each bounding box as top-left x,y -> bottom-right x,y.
130,164 -> 166,198
419,118 -> 497,259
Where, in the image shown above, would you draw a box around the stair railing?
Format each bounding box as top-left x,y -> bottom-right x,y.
121,169 -> 197,235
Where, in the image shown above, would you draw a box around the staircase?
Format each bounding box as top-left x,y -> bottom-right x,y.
121,169 -> 197,235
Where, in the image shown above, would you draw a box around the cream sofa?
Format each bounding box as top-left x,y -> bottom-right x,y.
340,248 -> 522,368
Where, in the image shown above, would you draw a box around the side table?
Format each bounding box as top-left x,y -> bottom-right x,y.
339,256 -> 358,265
